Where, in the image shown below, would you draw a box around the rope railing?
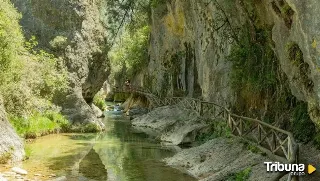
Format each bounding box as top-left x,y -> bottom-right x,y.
113,86 -> 299,180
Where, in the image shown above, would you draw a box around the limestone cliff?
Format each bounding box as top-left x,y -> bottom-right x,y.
144,0 -> 320,132
0,99 -> 24,163
10,0 -> 109,126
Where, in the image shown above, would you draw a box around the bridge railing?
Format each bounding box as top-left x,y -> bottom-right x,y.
113,86 -> 152,94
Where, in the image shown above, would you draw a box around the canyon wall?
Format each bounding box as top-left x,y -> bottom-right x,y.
145,0 -> 320,130
11,0 -> 110,126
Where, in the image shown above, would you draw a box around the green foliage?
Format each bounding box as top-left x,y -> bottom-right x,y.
93,91 -> 107,110
49,36 -> 68,51
0,3 -> 68,118
83,123 -> 102,133
24,146 -> 32,160
105,0 -> 150,42
69,123 -> 102,133
0,0 -> 23,73
108,0 -> 151,85
240,140 -> 264,155
292,102 -> 315,143
227,25 -> 300,127
24,36 -> 38,53
227,167 -> 252,181
228,28 -> 277,94
150,0 -> 166,8
109,25 -> 150,80
246,143 -> 260,154
196,120 -> 231,144
286,42 -> 314,92
9,111 -> 70,139
0,149 -> 13,164
114,92 -> 130,102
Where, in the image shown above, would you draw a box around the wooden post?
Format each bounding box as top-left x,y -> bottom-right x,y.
258,124 -> 261,143
239,119 -> 243,136
272,131 -> 276,152
199,102 -> 203,116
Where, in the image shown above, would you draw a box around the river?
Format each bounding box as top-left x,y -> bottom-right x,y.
12,112 -> 196,181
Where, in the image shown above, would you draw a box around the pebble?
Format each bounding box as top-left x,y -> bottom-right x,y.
2,171 -> 16,177
49,176 -> 67,181
0,175 -> 7,181
15,175 -> 24,179
34,173 -> 41,176
11,167 -> 28,175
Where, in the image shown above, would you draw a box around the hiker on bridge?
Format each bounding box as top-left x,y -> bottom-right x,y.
125,79 -> 131,91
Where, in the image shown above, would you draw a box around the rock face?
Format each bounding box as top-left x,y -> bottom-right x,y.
0,100 -> 24,162
145,0 -> 320,127
10,0 -> 110,126
147,0 -> 235,106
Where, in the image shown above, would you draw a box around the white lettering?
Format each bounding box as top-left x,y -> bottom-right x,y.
264,162 -> 272,172
298,164 -> 305,172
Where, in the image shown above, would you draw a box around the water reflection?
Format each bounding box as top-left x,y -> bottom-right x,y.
21,114 -> 196,181
79,149 -> 108,180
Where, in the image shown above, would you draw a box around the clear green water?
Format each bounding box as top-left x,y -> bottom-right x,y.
20,114 -> 196,181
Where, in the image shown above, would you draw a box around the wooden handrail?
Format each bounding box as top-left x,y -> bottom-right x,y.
114,87 -> 299,180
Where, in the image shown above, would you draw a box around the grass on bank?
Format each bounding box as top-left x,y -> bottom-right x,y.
10,111 -> 103,139
9,111 -> 70,139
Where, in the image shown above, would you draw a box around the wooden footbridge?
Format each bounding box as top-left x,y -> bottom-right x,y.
114,86 -> 299,181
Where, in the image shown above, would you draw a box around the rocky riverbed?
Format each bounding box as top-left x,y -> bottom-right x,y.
0,166 -> 61,181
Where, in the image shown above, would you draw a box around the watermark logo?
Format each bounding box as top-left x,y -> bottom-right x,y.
308,164 -> 316,174
264,162 -> 317,176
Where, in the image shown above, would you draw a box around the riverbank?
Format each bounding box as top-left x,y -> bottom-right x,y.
131,105 -> 284,180
0,112 -> 196,181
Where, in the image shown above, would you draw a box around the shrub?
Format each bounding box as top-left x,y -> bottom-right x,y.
292,102 -> 315,143
227,167 -> 252,181
93,91 -> 107,110
196,119 -> 231,144
0,0 -> 24,74
49,36 -> 68,51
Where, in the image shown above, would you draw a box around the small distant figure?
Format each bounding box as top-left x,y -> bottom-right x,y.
125,79 -> 131,91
